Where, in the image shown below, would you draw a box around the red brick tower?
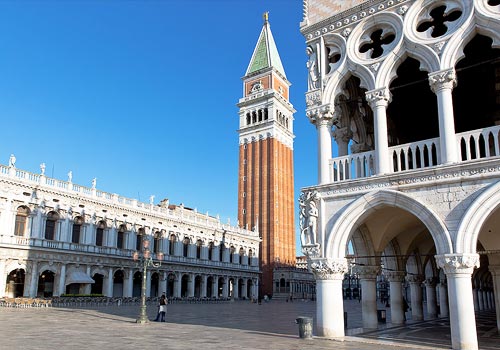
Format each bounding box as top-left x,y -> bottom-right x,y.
237,13 -> 296,297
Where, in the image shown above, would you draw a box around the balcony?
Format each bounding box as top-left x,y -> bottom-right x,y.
329,126 -> 500,183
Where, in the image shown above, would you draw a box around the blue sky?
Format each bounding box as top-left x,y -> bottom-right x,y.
0,0 -> 318,255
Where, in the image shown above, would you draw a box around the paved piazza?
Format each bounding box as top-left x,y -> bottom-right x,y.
0,300 -> 498,350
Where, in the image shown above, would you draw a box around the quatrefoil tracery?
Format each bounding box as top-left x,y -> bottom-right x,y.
417,5 -> 462,38
359,28 -> 396,59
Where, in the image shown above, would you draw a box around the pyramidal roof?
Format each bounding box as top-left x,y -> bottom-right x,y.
245,13 -> 286,78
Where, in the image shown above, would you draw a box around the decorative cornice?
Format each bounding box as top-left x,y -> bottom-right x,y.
435,254 -> 480,275
301,0 -> 411,41
312,159 -> 500,198
309,258 -> 348,280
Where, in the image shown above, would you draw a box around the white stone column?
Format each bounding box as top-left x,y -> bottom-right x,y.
241,279 -> 247,298
306,105 -> 334,185
57,264 -> 66,296
429,68 -> 459,164
436,254 -> 479,350
175,273 -> 182,298
407,275 -> 424,321
311,258 -> 348,338
212,277 -> 218,297
439,278 -> 449,317
233,279 -> 239,299
200,275 -> 207,298
366,87 -> 392,174
386,271 -> 406,324
478,285 -> 485,310
489,265 -> 500,335
159,271 -> 167,295
105,267 -> 113,297
473,287 -> 479,311
425,278 -> 438,319
357,266 -> 380,329
0,260 -> 8,298
28,260 -> 39,297
188,274 -> 195,297
332,127 -> 352,157
125,270 -> 134,297
221,276 -> 228,298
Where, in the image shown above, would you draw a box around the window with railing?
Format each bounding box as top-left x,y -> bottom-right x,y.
72,216 -> 84,243
14,206 -> 30,237
182,237 -> 190,257
95,220 -> 106,246
208,242 -> 214,260
196,239 -> 203,259
44,211 -> 59,240
117,225 -> 126,249
153,231 -> 161,254
239,247 -> 244,264
136,228 -> 145,251
169,234 -> 176,255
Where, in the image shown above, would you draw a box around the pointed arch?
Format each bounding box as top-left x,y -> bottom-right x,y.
326,189 -> 452,259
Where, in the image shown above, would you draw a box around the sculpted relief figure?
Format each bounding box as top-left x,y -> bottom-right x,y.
299,191 -> 319,247
306,46 -> 319,90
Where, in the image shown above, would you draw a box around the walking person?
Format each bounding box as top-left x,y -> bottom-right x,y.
155,294 -> 167,322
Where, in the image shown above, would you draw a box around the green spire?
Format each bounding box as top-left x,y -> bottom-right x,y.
245,13 -> 286,78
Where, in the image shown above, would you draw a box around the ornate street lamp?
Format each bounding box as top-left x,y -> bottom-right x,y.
133,239 -> 164,324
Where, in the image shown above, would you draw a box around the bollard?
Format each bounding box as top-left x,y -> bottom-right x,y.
295,316 -> 313,339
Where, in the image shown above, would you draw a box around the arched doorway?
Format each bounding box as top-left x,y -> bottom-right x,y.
206,276 -> 214,298
151,272 -> 160,297
194,275 -> 202,298
113,270 -> 124,297
132,271 -> 142,297
38,270 -> 55,297
6,269 -> 25,297
167,273 -> 175,298
181,274 -> 189,297
91,274 -> 104,295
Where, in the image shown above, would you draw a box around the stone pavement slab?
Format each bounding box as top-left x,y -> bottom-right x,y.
0,300 -> 497,350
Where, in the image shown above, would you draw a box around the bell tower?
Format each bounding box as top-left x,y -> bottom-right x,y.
237,13 -> 296,297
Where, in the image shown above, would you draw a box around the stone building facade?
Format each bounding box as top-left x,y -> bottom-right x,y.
299,1 -> 500,349
0,160 -> 260,300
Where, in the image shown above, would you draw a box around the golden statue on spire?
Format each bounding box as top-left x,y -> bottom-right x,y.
263,11 -> 269,23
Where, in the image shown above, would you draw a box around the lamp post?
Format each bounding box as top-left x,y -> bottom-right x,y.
133,239 -> 164,324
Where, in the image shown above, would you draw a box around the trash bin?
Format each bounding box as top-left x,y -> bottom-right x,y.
377,309 -> 386,323
295,316 -> 313,338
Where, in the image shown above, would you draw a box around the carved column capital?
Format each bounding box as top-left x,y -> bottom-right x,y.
435,254 -> 480,275
310,258 -> 348,280
428,68 -> 457,93
406,274 -> 424,284
306,104 -> 337,127
385,271 -> 406,282
354,265 -> 380,280
365,87 -> 392,108
332,126 -> 353,143
424,277 -> 438,287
